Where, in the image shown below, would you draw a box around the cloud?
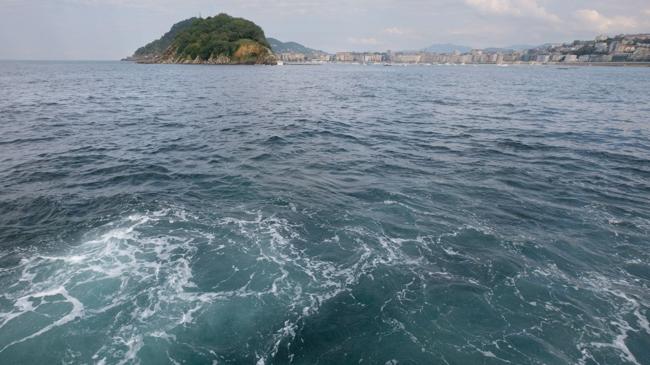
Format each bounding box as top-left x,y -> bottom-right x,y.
382,27 -> 423,41
575,9 -> 638,32
465,0 -> 512,14
383,27 -> 406,35
63,0 -> 164,7
347,37 -> 380,45
464,0 -> 560,22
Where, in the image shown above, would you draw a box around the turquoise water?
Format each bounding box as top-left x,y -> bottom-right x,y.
0,61 -> 649,364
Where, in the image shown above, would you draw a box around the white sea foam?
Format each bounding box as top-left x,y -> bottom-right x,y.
1,206 -> 395,363
3,203 -> 644,364
0,286 -> 84,353
216,212 -> 401,363
526,264 -> 649,365
0,207 -> 214,362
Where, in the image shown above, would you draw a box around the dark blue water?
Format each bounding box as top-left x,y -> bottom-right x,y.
1,61 -> 649,365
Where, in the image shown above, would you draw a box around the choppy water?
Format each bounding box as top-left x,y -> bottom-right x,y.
0,61 -> 649,365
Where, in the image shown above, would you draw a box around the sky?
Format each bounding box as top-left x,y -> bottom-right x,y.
1,0 -> 649,60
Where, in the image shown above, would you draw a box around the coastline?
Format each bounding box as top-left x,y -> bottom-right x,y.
124,57 -> 276,65
122,58 -> 650,68
120,58 -> 650,67
510,61 -> 650,67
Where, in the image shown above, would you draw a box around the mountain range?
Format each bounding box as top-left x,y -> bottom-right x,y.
423,43 -> 539,54
422,44 -> 472,54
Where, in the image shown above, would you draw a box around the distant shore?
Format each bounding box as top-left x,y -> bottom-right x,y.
320,61 -> 650,67
121,58 -> 650,67
537,62 -> 650,67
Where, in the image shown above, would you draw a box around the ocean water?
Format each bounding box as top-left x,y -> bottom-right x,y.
0,61 -> 649,365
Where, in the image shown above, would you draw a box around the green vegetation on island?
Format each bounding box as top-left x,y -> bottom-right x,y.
130,14 -> 276,65
133,17 -> 197,59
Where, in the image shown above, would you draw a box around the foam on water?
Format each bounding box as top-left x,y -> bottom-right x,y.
216,212 -> 377,363
1,205 -> 647,364
0,206 -> 392,363
0,208 -> 214,361
0,286 -> 83,353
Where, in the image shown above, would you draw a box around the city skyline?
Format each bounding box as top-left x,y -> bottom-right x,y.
1,0 -> 650,60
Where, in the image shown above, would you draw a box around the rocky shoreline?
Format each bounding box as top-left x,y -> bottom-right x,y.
127,54 -> 277,65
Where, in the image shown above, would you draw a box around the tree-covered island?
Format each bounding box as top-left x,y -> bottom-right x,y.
129,14 -> 276,65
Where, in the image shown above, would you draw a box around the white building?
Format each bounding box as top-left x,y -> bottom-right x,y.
564,55 -> 578,62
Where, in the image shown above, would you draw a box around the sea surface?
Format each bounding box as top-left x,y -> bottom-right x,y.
0,61 -> 649,365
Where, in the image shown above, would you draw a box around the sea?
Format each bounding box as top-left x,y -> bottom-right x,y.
0,61 -> 649,365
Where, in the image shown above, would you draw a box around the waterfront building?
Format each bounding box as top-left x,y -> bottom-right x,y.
336,52 -> 355,62
564,55 -> 578,63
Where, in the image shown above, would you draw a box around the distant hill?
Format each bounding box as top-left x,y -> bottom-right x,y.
129,14 -> 276,65
504,44 -> 540,51
483,47 -> 516,53
267,38 -> 327,55
422,43 -> 472,54
481,44 -> 542,53
422,43 -> 539,54
481,45 -> 540,53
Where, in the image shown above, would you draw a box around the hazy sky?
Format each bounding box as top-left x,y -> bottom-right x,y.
1,0 -> 649,60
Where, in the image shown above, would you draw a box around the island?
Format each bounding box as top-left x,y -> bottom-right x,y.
128,14 -> 276,65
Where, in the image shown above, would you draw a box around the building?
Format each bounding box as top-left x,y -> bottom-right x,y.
595,42 -> 608,53
279,53 -> 306,62
363,53 -> 384,63
563,55 -> 578,63
329,33 -> 650,65
393,53 -> 422,63
336,52 -> 355,62
550,54 -> 564,62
